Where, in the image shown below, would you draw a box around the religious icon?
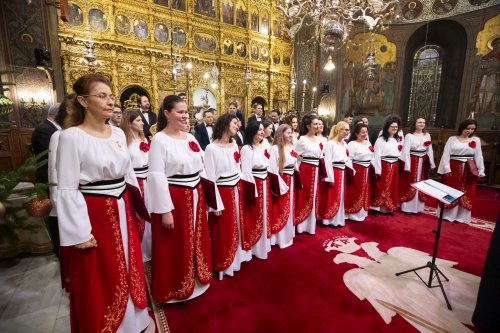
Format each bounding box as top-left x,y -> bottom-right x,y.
261,47 -> 269,62
283,56 -> 290,66
273,52 -> 280,65
236,42 -> 246,57
153,0 -> 169,6
172,0 -> 186,11
115,15 -> 131,35
67,4 -> 83,26
431,0 -> 457,15
222,0 -> 234,24
473,38 -> 500,115
194,0 -> 216,18
272,20 -> 281,37
402,0 -> 423,20
154,23 -> 169,43
235,4 -> 247,28
89,9 -> 107,31
172,27 -> 187,46
251,12 -> 259,32
194,33 -> 217,52
224,39 -> 234,55
134,19 -> 148,40
251,45 -> 259,60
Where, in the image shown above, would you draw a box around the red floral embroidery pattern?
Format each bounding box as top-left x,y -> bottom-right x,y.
290,150 -> 298,158
369,146 -> 374,152
234,151 -> 240,163
189,141 -> 200,152
319,142 -> 324,150
264,149 -> 270,159
398,145 -> 403,152
424,141 -> 432,147
468,141 -> 476,149
346,149 -> 349,157
139,142 -> 150,153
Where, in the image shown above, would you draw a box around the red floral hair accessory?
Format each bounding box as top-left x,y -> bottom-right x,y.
264,149 -> 270,159
468,141 -> 476,149
319,142 -> 324,150
139,141 -> 150,153
234,151 -> 240,163
424,141 -> 432,147
369,146 -> 374,152
290,150 -> 298,158
188,141 -> 200,152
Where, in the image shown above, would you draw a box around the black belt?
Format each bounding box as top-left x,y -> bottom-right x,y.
252,168 -> 268,180
216,173 -> 240,187
167,172 -> 200,189
134,166 -> 148,179
302,156 -> 320,166
80,177 -> 126,198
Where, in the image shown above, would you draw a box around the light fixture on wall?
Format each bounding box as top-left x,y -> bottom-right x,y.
84,42 -> 96,67
244,60 -> 251,85
290,64 -> 297,89
324,55 -> 336,71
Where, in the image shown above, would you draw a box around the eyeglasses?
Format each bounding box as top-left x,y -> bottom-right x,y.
389,125 -> 399,129
81,93 -> 116,101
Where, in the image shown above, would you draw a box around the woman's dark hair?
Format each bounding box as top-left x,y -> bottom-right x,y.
244,121 -> 262,147
457,118 -> 477,137
381,115 -> 402,142
299,114 -> 317,136
317,117 -> 329,137
229,101 -> 238,108
212,113 -> 237,142
262,119 -> 273,143
55,93 -> 76,129
157,95 -> 185,132
284,114 -> 299,133
409,117 -> 427,134
348,123 -> 368,142
70,74 -> 112,127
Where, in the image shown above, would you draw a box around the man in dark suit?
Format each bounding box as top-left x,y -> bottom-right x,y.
31,103 -> 61,184
138,95 -> 157,139
362,117 -> 378,145
233,118 -> 245,147
247,103 -> 263,126
194,109 -> 215,150
228,101 -> 245,130
269,109 -> 281,138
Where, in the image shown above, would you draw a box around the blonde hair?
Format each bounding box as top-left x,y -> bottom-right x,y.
272,124 -> 292,173
120,110 -> 145,145
328,121 -> 349,141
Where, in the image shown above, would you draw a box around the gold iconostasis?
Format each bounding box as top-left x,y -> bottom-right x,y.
58,0 -> 293,116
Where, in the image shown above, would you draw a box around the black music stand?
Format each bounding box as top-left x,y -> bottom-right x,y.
395,179 -> 464,311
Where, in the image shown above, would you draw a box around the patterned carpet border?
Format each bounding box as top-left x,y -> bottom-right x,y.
423,206 -> 495,232
144,261 -> 170,333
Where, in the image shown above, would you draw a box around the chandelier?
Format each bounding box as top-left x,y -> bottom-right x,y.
277,0 -> 399,52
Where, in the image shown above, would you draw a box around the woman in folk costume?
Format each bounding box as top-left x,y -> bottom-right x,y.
204,113 -> 251,279
145,95 -> 212,303
240,121 -> 272,259
294,115 -> 323,234
345,123 -> 374,221
319,121 -> 352,227
261,118 -> 274,150
56,74 -> 153,333
121,110 -> 152,261
370,116 -> 403,214
269,124 -> 297,248
438,119 -> 485,223
399,117 -> 436,214
285,114 -> 300,144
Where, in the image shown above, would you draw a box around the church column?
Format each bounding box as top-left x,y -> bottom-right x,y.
390,28 -> 412,120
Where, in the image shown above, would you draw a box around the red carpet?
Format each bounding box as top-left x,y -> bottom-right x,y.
151,188 -> 497,333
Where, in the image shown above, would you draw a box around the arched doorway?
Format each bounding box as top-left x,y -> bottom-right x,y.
120,85 -> 151,110
400,20 -> 467,128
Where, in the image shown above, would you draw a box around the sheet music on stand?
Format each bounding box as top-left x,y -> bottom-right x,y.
411,179 -> 464,205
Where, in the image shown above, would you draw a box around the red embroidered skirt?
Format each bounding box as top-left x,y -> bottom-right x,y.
270,173 -> 292,234
242,178 -> 271,250
294,163 -> 319,225
399,155 -> 430,203
345,163 -> 370,214
442,159 -> 476,210
65,191 -> 147,333
371,160 -> 399,212
319,166 -> 344,219
209,183 -> 242,272
150,183 -> 212,303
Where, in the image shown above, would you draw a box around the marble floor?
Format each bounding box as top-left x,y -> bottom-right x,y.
0,254 -> 69,333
